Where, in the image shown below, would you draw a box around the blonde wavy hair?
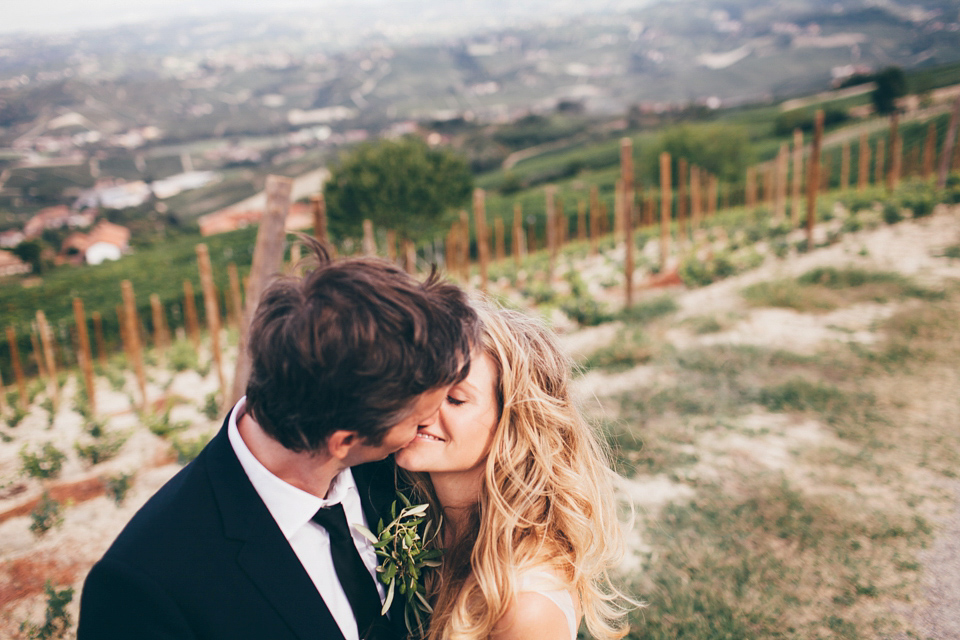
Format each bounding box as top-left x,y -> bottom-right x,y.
402,300 -> 635,640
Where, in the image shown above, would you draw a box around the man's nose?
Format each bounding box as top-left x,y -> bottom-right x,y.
419,407 -> 441,428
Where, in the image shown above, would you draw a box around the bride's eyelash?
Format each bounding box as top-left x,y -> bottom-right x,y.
446,395 -> 465,406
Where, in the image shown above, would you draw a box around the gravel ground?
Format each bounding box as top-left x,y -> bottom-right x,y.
908,480 -> 960,640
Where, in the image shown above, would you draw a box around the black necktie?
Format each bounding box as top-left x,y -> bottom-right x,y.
312,503 -> 383,638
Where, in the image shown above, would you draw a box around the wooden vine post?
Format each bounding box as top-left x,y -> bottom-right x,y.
921,120 -> 937,180
196,245 -> 226,405
459,210 -> 471,283
938,96 -> 960,188
183,280 -> 201,350
6,327 -> 27,409
120,281 -> 148,409
362,219 -> 376,256
888,113 -> 901,192
677,158 -> 688,245
622,138 -> 636,307
545,185 -> 557,278
658,151 -> 671,273
474,188 -> 489,291
513,204 -> 524,268
858,132 -> 870,192
73,297 -> 96,416
745,166 -> 757,209
403,240 -> 416,275
386,231 -> 397,263
840,140 -> 850,191
875,137 -> 886,190
613,181 -> 624,241
556,199 -> 566,248
577,200 -> 587,243
763,162 -> 774,207
494,217 -> 506,263
775,144 -> 788,220
589,186 -> 600,256
707,174 -> 718,217
115,305 -> 130,363
35,311 -> 59,410
311,193 -> 329,248
150,294 -> 169,353
227,263 -> 244,331
792,129 -> 804,224
230,174 -> 292,406
91,311 -> 107,365
29,330 -> 46,380
444,224 -> 457,276
690,166 -> 702,233
805,109 -> 825,251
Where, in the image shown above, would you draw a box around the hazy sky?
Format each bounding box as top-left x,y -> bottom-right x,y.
1,0 -> 358,34
2,0 -> 653,35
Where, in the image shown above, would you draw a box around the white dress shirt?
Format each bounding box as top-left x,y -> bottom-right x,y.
228,397 -> 386,640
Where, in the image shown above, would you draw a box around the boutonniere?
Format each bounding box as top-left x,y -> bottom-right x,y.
354,492 -> 442,637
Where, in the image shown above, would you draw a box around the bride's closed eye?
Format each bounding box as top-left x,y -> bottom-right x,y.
447,395 -> 466,406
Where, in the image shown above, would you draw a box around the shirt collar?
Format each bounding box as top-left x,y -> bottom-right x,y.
227,396 -> 359,540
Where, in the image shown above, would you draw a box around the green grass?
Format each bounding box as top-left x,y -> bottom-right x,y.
627,479 -> 929,639
743,267 -> 943,313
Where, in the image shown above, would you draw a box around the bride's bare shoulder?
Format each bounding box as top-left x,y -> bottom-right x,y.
490,591 -> 572,640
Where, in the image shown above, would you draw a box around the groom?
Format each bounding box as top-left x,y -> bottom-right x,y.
78,240 -> 478,640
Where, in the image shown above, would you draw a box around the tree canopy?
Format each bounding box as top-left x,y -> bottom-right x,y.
872,66 -> 907,115
644,124 -> 750,184
323,136 -> 473,240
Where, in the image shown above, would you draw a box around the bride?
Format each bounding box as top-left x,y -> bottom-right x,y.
395,301 -> 635,640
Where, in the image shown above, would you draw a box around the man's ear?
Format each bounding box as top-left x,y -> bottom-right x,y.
326,430 -> 359,461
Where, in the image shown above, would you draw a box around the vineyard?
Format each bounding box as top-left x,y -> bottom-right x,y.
2,95 -> 960,637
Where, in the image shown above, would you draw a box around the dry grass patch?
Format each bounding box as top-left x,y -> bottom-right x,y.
742,267 -> 943,314
627,476 -> 929,639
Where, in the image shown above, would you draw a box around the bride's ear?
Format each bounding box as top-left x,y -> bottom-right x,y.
326,430 -> 358,461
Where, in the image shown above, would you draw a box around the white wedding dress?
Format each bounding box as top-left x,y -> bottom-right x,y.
518,570 -> 578,640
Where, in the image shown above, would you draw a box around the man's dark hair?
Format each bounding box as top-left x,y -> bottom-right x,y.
245,238 -> 478,452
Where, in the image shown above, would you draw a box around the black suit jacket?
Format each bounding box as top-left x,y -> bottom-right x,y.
78,413 -> 405,640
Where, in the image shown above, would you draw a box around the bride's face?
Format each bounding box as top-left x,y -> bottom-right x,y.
394,351 -> 499,483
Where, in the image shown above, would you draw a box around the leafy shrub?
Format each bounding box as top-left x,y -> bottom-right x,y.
560,297 -> 614,326
144,409 -> 189,438
29,493 -> 63,536
686,315 -> 724,334
882,202 -> 903,225
103,472 -> 134,506
678,257 -> 714,287
619,295 -> 679,324
582,329 -> 653,371
75,431 -> 129,466
842,192 -> 876,213
170,432 -> 212,465
20,581 -> 73,639
678,251 -> 748,287
202,392 -> 221,421
40,397 -> 55,427
841,216 -> 863,233
20,442 -> 66,479
6,406 -> 27,428
167,339 -> 200,373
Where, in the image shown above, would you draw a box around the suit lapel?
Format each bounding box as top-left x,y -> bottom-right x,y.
204,416 -> 346,640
